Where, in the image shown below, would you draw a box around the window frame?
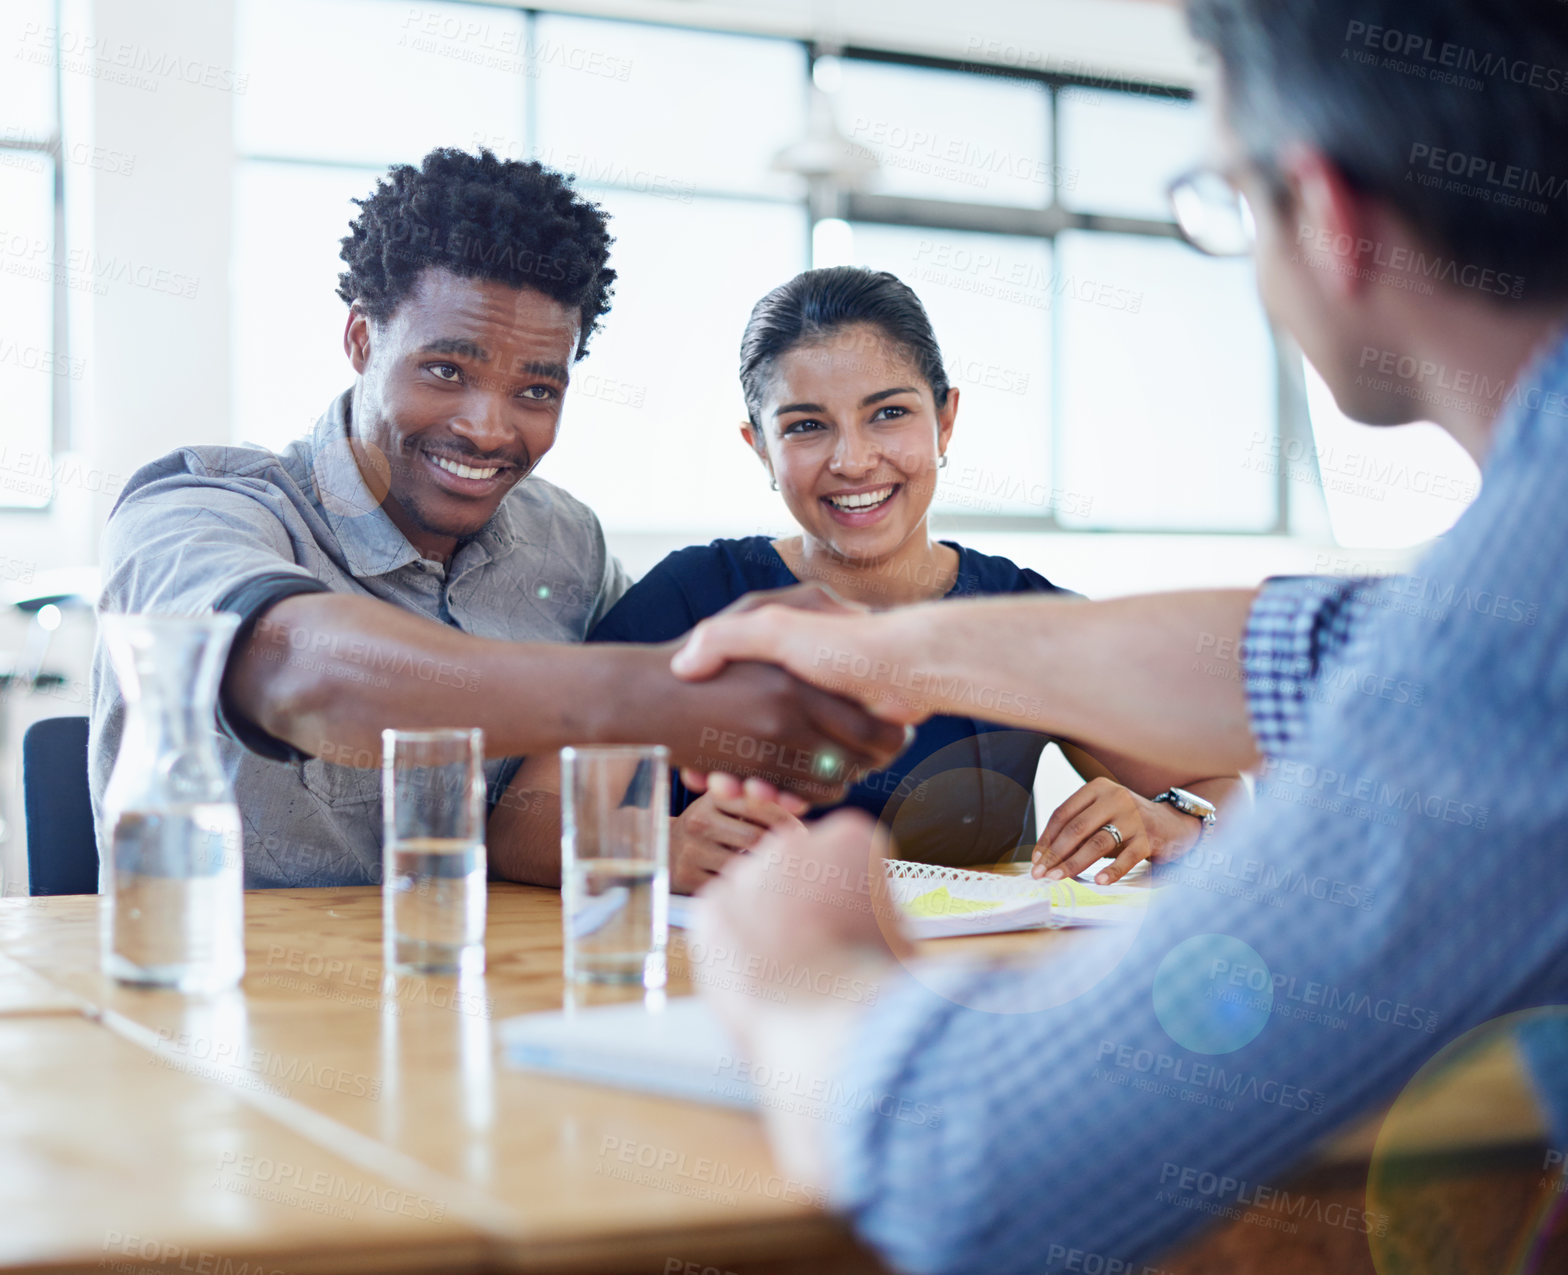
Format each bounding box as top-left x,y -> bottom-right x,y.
0,0 -> 70,511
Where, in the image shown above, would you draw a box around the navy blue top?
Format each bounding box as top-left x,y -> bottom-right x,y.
589,536 -> 1072,866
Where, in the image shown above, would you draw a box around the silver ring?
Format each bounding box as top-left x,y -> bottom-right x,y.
1099,823 -> 1123,850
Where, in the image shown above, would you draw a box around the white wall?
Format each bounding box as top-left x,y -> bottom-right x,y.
2,0 -> 235,573
1,0 -> 237,891
529,0 -> 1200,85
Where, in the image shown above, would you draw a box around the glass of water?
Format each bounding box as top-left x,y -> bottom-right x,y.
560,745 -> 669,987
382,728 -> 486,976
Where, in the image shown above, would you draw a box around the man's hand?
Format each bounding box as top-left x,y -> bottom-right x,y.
695,809 -> 910,1041
693,810 -> 911,1188
607,646 -> 908,805
669,785 -> 803,895
712,580 -> 867,620
671,605 -> 935,724
672,590 -> 1266,777
225,592 -> 901,783
662,584 -> 881,804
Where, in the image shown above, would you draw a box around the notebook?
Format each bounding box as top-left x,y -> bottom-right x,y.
499,996 -> 756,1108
883,859 -> 1057,938
666,861 -> 1150,940
505,870 -> 1149,1104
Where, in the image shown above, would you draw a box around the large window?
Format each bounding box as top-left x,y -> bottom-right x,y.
234,3 -> 1299,536
828,56 -> 1288,534
233,1 -> 809,536
232,0 -> 533,453
0,0 -> 66,510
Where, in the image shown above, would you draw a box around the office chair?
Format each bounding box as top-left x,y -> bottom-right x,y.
22,716 -> 99,895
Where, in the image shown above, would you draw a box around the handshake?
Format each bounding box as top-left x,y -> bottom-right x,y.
641,581 -> 932,808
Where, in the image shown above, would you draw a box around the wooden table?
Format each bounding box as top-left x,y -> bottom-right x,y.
0,884 -> 914,1274
0,880 -> 1557,1275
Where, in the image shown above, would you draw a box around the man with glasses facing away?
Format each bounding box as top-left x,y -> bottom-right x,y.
667,1 -> 1568,1270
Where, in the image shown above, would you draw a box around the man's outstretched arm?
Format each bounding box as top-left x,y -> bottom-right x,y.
224,593 -> 905,800
691,558 -> 1568,1274
675,589 -> 1262,776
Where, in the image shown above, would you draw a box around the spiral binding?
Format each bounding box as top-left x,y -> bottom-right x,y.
882,859 -> 1050,905
883,860 -> 1008,885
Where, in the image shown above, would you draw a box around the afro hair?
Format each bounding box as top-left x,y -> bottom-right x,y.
337,147 -> 616,359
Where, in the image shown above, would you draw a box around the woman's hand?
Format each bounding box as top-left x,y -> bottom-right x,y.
1031,776 -> 1205,885
670,782 -> 804,895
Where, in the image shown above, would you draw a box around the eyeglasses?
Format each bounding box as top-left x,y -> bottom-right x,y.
1167,165 -> 1257,258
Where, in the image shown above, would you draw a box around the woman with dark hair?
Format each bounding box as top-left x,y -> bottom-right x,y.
508,267 -> 1239,893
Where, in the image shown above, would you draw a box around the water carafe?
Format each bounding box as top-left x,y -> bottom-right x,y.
99,612 -> 245,992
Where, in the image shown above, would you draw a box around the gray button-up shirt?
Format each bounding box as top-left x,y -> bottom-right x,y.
89,390 -> 629,887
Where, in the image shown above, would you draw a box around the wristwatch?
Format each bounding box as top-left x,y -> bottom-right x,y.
1153,787 -> 1217,840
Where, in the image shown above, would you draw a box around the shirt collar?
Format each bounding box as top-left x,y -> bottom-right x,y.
305,389 -> 527,580
306,390 -> 423,578
945,541 -> 979,598
1484,321 -> 1568,467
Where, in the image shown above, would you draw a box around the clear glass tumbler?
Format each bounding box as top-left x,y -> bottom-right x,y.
382,728 -> 486,976
560,746 -> 670,987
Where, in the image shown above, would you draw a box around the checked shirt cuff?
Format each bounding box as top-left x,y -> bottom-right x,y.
1242,575 -> 1376,761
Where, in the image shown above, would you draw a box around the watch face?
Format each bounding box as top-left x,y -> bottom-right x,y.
1169,787 -> 1217,820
